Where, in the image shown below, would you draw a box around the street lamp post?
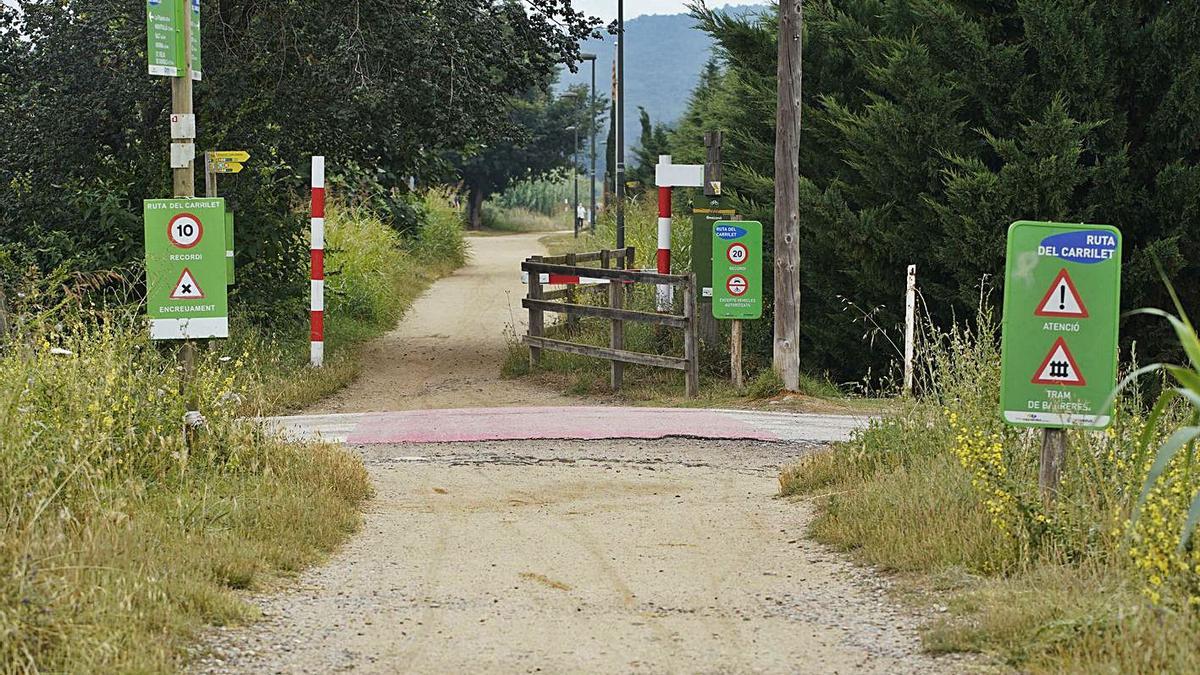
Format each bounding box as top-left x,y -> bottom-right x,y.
579,52 -> 598,232
567,125 -> 580,237
615,0 -> 625,252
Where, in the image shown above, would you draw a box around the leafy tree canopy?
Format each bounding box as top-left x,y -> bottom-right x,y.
456,82 -> 606,229
0,0 -> 598,318
673,0 -> 1200,382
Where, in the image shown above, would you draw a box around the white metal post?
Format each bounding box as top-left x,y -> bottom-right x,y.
656,155 -> 673,311
903,264 -> 916,395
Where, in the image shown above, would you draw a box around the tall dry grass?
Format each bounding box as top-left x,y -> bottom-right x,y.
0,190 -> 467,672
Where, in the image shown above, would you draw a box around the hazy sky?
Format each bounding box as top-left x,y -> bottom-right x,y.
572,0 -> 758,22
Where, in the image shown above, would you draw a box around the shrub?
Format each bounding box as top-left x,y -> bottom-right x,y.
745,368 -> 784,398
417,190 -> 469,268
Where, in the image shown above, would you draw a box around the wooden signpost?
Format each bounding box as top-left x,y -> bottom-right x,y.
145,0 -> 218,450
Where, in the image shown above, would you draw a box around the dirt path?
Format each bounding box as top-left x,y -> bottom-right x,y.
194,441 -> 958,674
308,232 -> 574,413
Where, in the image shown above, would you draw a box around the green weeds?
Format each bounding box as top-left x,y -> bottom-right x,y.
780,293 -> 1200,671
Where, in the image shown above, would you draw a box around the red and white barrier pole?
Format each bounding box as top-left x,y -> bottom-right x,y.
656,154 -> 673,311
310,155 -> 325,367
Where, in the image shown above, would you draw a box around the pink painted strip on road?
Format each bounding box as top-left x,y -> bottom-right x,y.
345,407 -> 781,444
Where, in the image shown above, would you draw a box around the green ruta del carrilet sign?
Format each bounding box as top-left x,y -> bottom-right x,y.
711,220 -> 763,320
1000,221 -> 1122,429
144,198 -> 229,340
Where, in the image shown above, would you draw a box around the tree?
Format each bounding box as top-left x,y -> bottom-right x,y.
677,0 -> 1200,382
628,107 -> 672,191
456,84 -> 605,229
0,0 -> 598,315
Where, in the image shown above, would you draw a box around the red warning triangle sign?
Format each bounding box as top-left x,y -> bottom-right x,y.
1031,337 -> 1086,386
169,268 -> 206,300
1035,269 -> 1089,318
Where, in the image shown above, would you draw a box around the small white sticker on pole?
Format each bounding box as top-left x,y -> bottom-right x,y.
170,142 -> 196,169
170,114 -> 196,140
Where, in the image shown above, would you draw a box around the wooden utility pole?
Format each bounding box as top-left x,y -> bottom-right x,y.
172,7 -> 195,199
773,0 -> 802,391
698,132 -> 722,346
172,0 -> 198,450
0,283 -> 9,342
1040,429 -> 1067,508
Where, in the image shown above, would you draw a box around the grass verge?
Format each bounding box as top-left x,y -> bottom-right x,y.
0,314 -> 372,672
778,304 -> 1200,672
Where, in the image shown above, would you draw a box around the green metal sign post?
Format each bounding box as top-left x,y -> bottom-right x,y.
712,219 -> 762,388
1001,221 -> 1122,429
144,198 -> 229,340
712,220 -> 763,320
224,211 -> 235,285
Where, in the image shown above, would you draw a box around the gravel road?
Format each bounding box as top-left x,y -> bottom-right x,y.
192,439 -> 960,674
195,234 -> 967,673
306,232 -> 574,414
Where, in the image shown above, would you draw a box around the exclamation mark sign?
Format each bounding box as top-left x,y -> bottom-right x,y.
1059,285 -> 1066,310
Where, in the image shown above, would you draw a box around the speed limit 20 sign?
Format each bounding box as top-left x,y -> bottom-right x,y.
144,198 -> 229,340
711,220 -> 763,320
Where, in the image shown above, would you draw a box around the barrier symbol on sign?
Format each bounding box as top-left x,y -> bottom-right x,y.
1035,268 -> 1089,318
170,268 -> 206,300
727,243 -> 749,265
1032,337 -> 1085,386
727,274 -> 748,297
168,213 -> 203,249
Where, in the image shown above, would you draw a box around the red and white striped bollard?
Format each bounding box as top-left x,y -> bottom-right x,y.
310,156 -> 325,367
656,154 -> 673,311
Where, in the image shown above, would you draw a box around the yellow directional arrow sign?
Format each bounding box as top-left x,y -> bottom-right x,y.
211,150 -> 250,163
213,161 -> 243,174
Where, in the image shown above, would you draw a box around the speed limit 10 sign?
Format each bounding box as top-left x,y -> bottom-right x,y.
144,198 -> 229,340
168,212 -> 204,248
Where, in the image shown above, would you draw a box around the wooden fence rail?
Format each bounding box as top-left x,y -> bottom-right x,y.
521,248 -> 699,397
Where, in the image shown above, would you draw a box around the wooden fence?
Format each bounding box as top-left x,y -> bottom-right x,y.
521,248 -> 700,397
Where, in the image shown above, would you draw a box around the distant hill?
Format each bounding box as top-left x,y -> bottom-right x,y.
557,5 -> 767,161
